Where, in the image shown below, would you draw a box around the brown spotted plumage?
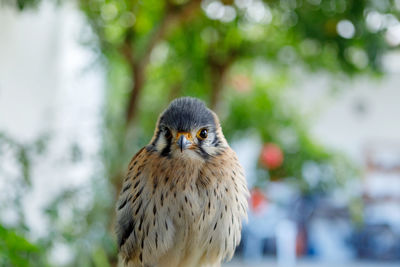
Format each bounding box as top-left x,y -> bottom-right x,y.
116,97 -> 248,267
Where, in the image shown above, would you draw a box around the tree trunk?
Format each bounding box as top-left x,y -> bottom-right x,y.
209,51 -> 237,110
124,0 -> 202,125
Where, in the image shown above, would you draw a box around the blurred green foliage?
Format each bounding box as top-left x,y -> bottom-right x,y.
2,0 -> 399,265
0,224 -> 44,267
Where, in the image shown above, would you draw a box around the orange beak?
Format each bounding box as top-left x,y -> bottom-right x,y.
176,132 -> 193,152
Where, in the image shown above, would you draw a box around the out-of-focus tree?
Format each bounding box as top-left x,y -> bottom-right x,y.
0,224 -> 45,266
5,0 -> 400,265
75,0 -> 398,208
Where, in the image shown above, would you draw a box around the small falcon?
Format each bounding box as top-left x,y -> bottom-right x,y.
116,97 -> 248,267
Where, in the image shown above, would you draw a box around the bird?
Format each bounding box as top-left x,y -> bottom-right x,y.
115,97 -> 248,267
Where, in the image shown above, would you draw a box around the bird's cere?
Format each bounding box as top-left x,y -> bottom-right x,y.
176,132 -> 192,152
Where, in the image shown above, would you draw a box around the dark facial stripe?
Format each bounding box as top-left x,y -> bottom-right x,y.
160,136 -> 172,157
196,146 -> 210,160
212,135 -> 221,147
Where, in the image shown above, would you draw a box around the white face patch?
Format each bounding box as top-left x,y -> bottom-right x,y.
155,134 -> 168,152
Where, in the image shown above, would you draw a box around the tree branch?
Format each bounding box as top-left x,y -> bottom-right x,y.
124,0 -> 202,125
209,51 -> 237,110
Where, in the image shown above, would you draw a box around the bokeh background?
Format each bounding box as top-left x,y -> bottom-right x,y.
1,0 -> 400,266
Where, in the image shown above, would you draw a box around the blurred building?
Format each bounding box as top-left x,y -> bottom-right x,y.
238,67 -> 400,263
0,2 -> 103,264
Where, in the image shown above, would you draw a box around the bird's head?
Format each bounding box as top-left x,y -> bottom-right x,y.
149,97 -> 227,160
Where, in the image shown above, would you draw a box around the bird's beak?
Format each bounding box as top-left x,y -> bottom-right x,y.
176,132 -> 193,152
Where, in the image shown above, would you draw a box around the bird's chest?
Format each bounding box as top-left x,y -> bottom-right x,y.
162,172 -> 214,229
134,152 -> 247,265
149,154 -> 245,246
163,174 -> 234,245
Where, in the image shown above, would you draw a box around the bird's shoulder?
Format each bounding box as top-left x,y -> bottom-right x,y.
126,147 -> 147,173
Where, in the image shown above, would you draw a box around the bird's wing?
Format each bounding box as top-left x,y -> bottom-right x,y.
115,148 -> 145,250
115,147 -> 175,266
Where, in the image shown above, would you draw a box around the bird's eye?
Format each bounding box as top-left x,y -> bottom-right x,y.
164,128 -> 172,139
197,128 -> 208,140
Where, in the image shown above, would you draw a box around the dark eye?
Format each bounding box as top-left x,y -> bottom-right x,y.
197,128 -> 208,140
164,128 -> 172,139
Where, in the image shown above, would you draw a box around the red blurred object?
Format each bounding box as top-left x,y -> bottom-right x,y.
296,227 -> 307,256
250,188 -> 267,214
260,143 -> 284,169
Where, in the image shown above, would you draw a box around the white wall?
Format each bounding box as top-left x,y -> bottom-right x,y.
0,3 -> 60,140
286,69 -> 400,164
0,3 -> 103,264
